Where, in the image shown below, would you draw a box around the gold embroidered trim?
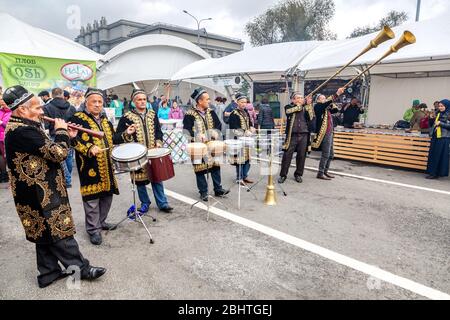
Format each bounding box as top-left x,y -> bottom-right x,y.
56,169 -> 67,198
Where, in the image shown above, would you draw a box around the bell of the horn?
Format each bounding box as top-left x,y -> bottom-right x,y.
370,26 -> 395,48
391,31 -> 416,52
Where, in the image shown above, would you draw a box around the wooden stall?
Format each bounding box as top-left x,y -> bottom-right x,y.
333,129 -> 431,171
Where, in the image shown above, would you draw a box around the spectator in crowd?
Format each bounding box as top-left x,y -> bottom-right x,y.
223,97 -> 238,125
257,98 -> 275,130
123,97 -> 129,112
410,103 -> 429,132
43,88 -> 77,187
403,99 -> 420,122
109,95 -> 124,119
169,101 -> 184,120
246,98 -> 257,127
426,99 -> 450,179
213,97 -> 227,136
158,98 -> 170,120
63,90 -> 71,102
38,90 -> 51,104
0,94 -> 12,183
341,98 -> 365,128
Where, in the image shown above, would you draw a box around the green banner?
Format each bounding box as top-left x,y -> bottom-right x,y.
0,52 -> 96,106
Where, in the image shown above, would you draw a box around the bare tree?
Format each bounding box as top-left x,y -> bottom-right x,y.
349,10 -> 409,38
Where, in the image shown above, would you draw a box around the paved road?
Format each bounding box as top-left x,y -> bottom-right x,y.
0,153 -> 448,299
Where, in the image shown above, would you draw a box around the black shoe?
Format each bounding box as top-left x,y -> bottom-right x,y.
317,173 -> 331,181
160,206 -> 174,213
81,266 -> 107,280
294,175 -> 303,183
425,175 -> 438,179
102,223 -> 117,231
200,193 -> 209,202
278,176 -> 287,184
38,272 -> 70,288
324,172 -> 335,179
89,233 -> 102,245
214,189 -> 230,197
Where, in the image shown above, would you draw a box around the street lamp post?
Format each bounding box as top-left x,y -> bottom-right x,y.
416,0 -> 421,22
183,10 -> 212,46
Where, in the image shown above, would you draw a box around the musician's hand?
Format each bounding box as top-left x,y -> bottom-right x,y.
198,134 -> 207,143
67,124 -> 79,139
336,88 -> 345,96
54,118 -> 68,130
250,127 -> 256,134
126,124 -> 136,135
436,121 -> 441,126
244,130 -> 252,137
89,146 -> 101,157
156,141 -> 163,148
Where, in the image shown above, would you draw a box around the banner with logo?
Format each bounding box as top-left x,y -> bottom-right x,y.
0,52 -> 96,107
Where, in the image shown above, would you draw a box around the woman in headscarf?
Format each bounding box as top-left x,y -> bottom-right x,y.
426,99 -> 450,179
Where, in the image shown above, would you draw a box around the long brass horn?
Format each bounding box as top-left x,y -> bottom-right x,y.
343,31 -> 416,89
308,26 -> 395,97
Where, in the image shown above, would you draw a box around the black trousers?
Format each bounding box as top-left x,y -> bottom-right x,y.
35,236 -> 90,288
280,133 -> 309,178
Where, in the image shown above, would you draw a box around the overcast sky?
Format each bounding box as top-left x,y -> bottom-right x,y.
1,0 -> 448,46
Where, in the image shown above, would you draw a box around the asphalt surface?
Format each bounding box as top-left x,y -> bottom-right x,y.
0,152 -> 449,300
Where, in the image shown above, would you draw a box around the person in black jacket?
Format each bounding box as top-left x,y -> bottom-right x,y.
312,88 -> 345,180
341,98 -> 364,128
44,88 -> 77,187
426,99 -> 450,179
3,85 -> 106,288
278,93 -> 315,184
257,98 -> 275,130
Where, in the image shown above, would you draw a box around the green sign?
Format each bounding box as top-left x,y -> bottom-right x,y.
0,52 -> 96,105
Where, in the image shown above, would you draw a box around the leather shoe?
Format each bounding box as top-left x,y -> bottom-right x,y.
102,223 -> 117,231
200,194 -> 209,202
89,233 -> 102,245
215,189 -> 230,197
425,175 -> 438,179
243,178 -> 254,184
294,175 -> 303,183
82,266 -> 107,280
278,176 -> 287,184
317,173 -> 331,181
324,172 -> 335,179
160,206 -> 174,213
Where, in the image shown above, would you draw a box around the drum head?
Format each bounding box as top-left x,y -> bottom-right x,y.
112,143 -> 147,162
147,148 -> 171,158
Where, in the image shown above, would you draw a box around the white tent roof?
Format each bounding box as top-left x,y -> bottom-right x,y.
97,34 -> 216,90
172,13 -> 450,81
171,41 -> 322,81
0,12 -> 101,61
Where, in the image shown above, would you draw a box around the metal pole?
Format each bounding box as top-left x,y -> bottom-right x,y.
416,0 -> 421,22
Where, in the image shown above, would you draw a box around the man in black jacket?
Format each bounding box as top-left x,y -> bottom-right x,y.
44,88 -> 77,187
257,98 -> 275,130
342,98 -> 364,128
278,93 -> 314,184
312,88 -> 345,180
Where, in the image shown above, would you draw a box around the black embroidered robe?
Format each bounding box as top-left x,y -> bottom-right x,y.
70,111 -> 124,201
183,107 -> 222,173
5,116 -> 75,244
228,108 -> 254,164
113,110 -> 163,185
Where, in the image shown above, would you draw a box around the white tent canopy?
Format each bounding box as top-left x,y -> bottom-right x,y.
0,12 -> 101,61
97,34 -> 227,96
172,13 -> 450,81
171,41 -> 322,81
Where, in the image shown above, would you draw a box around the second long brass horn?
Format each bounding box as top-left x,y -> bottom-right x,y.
344,31 -> 416,89
307,26 -> 395,97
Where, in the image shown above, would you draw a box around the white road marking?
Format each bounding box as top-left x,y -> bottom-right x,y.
164,188 -> 450,300
254,157 -> 450,196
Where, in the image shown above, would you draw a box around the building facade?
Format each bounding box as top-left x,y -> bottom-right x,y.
75,17 -> 244,57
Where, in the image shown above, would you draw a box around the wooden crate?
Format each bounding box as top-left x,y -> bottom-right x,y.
333,131 -> 431,171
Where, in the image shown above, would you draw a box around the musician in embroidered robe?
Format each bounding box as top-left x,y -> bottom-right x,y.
312,87 -> 345,180
113,88 -> 173,214
3,85 -> 106,288
183,88 -> 229,202
70,88 -> 134,245
228,93 -> 256,185
278,93 -> 315,184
